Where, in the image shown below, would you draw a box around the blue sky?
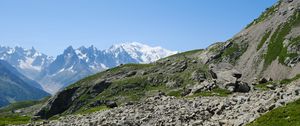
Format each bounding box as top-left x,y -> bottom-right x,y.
0,0 -> 277,56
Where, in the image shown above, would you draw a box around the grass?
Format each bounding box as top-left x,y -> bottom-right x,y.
93,76 -> 164,105
67,63 -> 153,89
257,30 -> 272,50
264,11 -> 300,66
76,105 -> 109,115
167,90 -> 182,97
247,99 -> 300,126
254,74 -> 300,91
108,63 -> 153,73
254,82 -> 275,91
0,96 -> 50,114
162,49 -> 203,60
0,115 -> 30,126
0,98 -> 50,125
208,42 -> 225,53
223,43 -> 239,57
264,23 -> 287,65
280,74 -> 300,84
290,36 -> 300,46
0,101 -> 39,113
188,88 -> 231,98
221,42 -> 248,64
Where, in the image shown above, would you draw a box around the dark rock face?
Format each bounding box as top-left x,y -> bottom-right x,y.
36,87 -> 79,119
88,80 -> 112,96
36,80 -> 112,119
235,82 -> 251,93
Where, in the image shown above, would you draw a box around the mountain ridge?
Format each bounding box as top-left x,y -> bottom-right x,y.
0,42 -> 177,94
0,60 -> 50,107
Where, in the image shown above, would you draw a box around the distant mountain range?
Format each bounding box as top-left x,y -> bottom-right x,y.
0,42 -> 177,94
0,60 -> 50,107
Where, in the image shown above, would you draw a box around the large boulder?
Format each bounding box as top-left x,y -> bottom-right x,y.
210,63 -> 250,93
35,87 -> 79,119
190,81 -> 217,94
36,80 -> 112,119
210,63 -> 239,87
235,82 -> 251,93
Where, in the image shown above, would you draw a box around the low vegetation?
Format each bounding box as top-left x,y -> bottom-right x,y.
254,82 -> 275,91
248,99 -> 300,126
257,30 -> 272,50
76,105 -> 109,115
189,88 -> 231,98
264,11 -> 300,66
280,74 -> 300,84
162,49 -> 203,60
0,115 -> 31,126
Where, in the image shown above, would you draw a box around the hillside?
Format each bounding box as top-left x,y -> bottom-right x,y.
12,0 -> 300,125
0,60 -> 50,107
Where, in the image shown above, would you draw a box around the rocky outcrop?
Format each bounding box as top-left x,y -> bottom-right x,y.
35,87 -> 79,119
35,80 -> 111,119
27,79 -> 300,126
210,63 -> 251,93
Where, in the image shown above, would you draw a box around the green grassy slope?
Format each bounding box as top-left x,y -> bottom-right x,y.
248,99 -> 300,126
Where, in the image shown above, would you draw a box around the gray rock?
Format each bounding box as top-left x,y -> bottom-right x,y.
190,71 -> 206,82
166,81 -> 181,88
125,71 -> 137,77
259,78 -> 269,84
235,82 -> 251,93
105,101 -> 118,108
266,84 -> 276,90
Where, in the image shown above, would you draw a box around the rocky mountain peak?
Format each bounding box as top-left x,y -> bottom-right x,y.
63,46 -> 76,55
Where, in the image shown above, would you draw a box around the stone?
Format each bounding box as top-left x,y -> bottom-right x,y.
166,81 -> 181,88
90,100 -> 105,107
125,71 -> 137,77
266,84 -> 276,90
181,89 -> 192,96
259,78 -> 269,84
295,89 -> 300,95
235,82 -> 251,93
192,60 -> 198,63
232,72 -> 242,79
190,71 -> 206,82
105,101 -> 118,108
268,104 -> 276,111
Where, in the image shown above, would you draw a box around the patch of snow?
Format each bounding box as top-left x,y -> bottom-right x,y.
7,48 -> 15,54
19,57 -> 42,71
107,42 -> 177,63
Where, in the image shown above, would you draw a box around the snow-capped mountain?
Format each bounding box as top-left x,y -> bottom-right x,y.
106,42 -> 177,64
37,42 -> 176,94
0,46 -> 53,81
0,42 -> 176,94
